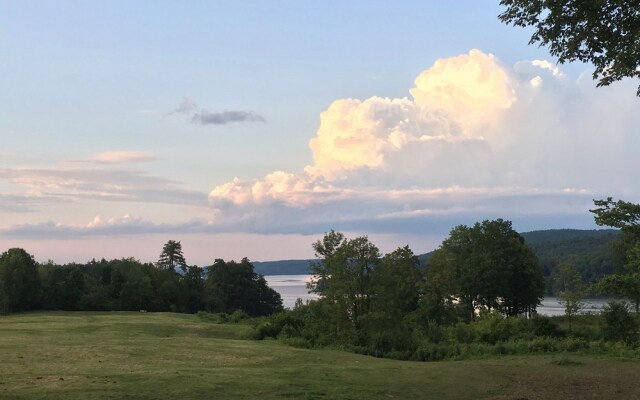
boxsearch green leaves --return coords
[591,198,640,312]
[204,258,283,316]
[591,197,640,229]
[0,248,41,313]
[430,219,544,319]
[499,0,640,96]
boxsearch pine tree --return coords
[157,240,187,273]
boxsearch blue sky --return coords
[1,1,638,265]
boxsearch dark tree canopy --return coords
[429,219,544,319]
[499,0,640,95]
[309,232,424,347]
[310,232,381,336]
[0,248,41,313]
[40,263,87,311]
[205,258,283,316]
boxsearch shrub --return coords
[531,315,563,338]
[601,301,639,343]
[228,309,250,323]
[449,322,475,344]
[526,337,557,353]
[560,337,589,352]
[422,321,446,344]
[253,321,280,340]
[414,342,451,361]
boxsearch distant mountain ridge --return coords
[253,259,317,276]
[253,229,620,278]
[521,229,620,293]
[520,228,619,244]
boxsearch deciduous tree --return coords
[310,232,380,336]
[555,260,585,333]
[591,198,640,312]
[428,219,544,320]
[365,246,423,352]
[499,0,640,96]
[0,248,41,313]
[205,258,282,316]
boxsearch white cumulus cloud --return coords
[173,50,640,235]
[410,49,516,135]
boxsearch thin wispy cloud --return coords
[0,215,216,239]
[192,110,265,125]
[0,187,598,240]
[0,167,208,208]
[0,194,67,213]
[73,151,156,164]
[165,97,198,116]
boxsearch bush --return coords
[531,315,563,338]
[560,337,589,352]
[601,301,639,343]
[196,310,251,324]
[228,309,250,322]
[472,312,511,344]
[253,321,281,340]
[464,312,533,344]
[449,322,475,344]
[414,342,452,361]
[422,321,446,344]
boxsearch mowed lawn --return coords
[1,312,639,399]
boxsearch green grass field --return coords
[1,312,639,399]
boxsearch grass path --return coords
[1,312,639,399]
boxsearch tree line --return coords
[256,201,640,360]
[256,219,547,353]
[3,198,640,361]
[0,241,283,316]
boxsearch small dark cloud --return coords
[165,98,265,126]
[192,110,265,125]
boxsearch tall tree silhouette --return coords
[157,240,187,273]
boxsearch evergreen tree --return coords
[157,240,187,273]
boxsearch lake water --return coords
[537,297,608,316]
[264,275,319,309]
[265,274,608,315]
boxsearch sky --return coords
[1,1,638,266]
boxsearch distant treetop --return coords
[157,240,187,273]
